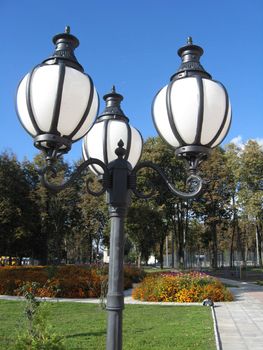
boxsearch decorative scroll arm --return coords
[130,161,204,200]
[39,158,110,195]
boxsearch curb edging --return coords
[211,306,222,350]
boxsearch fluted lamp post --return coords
[16,29,231,350]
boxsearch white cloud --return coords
[255,138,263,148]
[230,135,244,148]
[229,136,263,150]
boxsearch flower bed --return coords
[132,271,233,302]
[0,264,144,298]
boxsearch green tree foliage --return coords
[126,202,164,266]
[22,154,108,265]
[74,168,108,263]
[137,137,190,267]
[239,141,263,265]
[0,152,39,262]
[224,143,241,266]
[29,154,83,264]
[193,147,232,268]
[0,138,262,269]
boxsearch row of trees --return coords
[0,137,262,268]
[0,152,107,265]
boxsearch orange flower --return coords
[132,271,233,302]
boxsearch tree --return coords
[31,154,82,264]
[126,202,163,266]
[193,147,232,268]
[0,152,39,262]
[139,137,193,268]
[239,141,263,266]
[76,170,108,263]
[224,143,243,266]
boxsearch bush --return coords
[0,264,144,298]
[14,282,65,350]
[132,271,233,302]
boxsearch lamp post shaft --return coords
[106,206,126,350]
[106,155,131,350]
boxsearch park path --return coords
[214,278,263,350]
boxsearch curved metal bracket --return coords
[130,161,203,200]
[39,158,110,195]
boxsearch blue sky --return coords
[1,0,263,163]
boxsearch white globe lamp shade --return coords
[16,27,99,160]
[152,37,231,168]
[82,87,143,176]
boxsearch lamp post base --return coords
[106,309,123,350]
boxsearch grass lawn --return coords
[0,300,216,350]
[143,267,172,273]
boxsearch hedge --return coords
[0,264,145,298]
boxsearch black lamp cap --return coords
[98,86,129,121]
[43,26,84,72]
[171,37,211,81]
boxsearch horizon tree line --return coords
[0,137,262,268]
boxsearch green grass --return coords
[0,300,216,350]
[143,267,172,274]
[244,267,263,272]
[223,283,239,288]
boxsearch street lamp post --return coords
[16,27,231,350]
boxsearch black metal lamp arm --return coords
[38,134,203,201]
[39,158,110,196]
[130,161,203,200]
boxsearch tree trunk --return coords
[87,234,93,263]
[137,252,141,268]
[165,235,169,267]
[237,225,245,262]
[171,229,175,268]
[177,203,184,269]
[159,238,165,269]
[211,223,218,268]
[177,240,184,269]
[230,228,235,268]
[184,201,189,268]
[256,224,262,266]
[230,196,238,268]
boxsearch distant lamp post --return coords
[16,28,231,350]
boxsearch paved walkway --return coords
[214,278,263,350]
[1,278,263,350]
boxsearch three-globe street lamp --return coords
[16,27,231,350]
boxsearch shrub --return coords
[132,271,233,302]
[0,264,144,298]
[14,282,65,350]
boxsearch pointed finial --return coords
[49,26,83,71]
[187,36,193,45]
[100,87,128,120]
[172,37,211,81]
[115,139,126,158]
[118,139,124,148]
